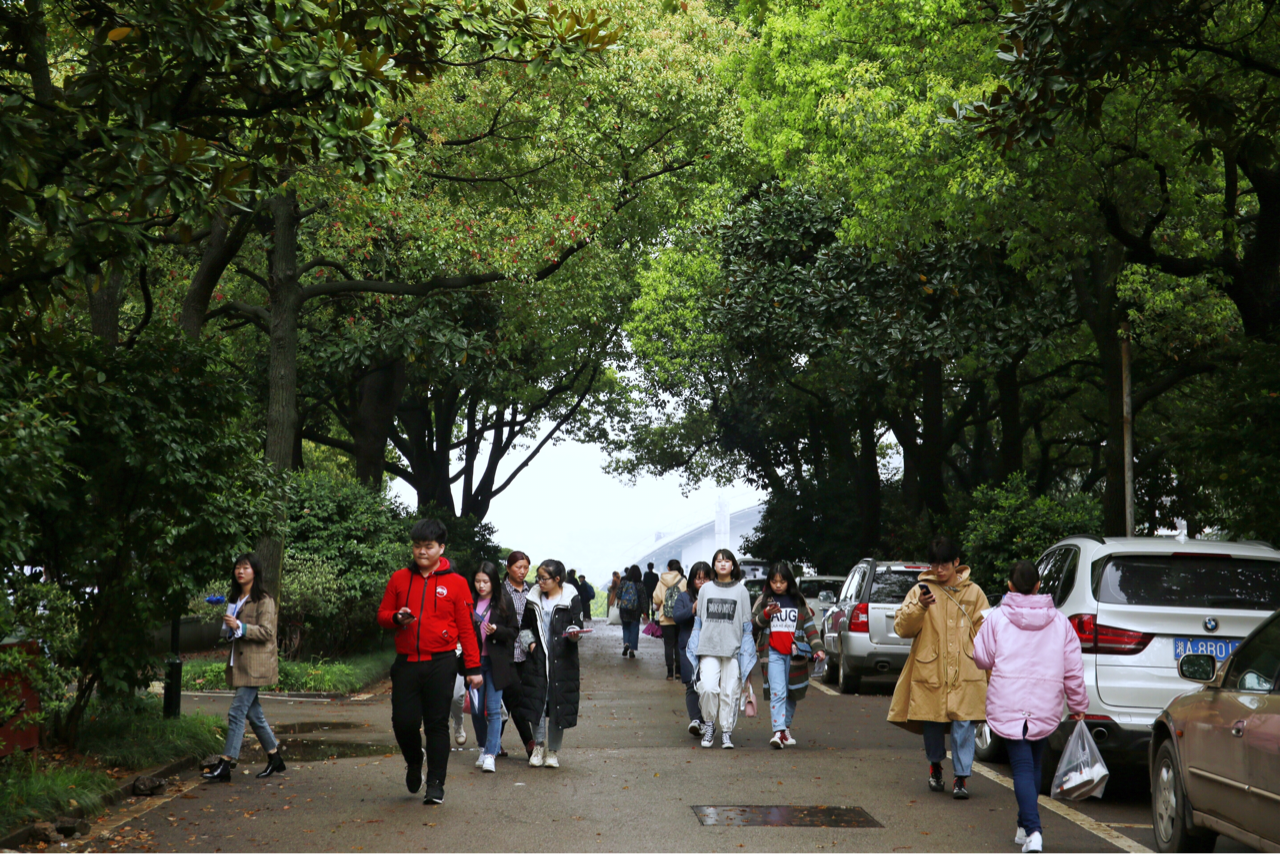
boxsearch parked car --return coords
[798,575,845,626]
[1149,607,1280,852]
[975,536,1280,777]
[821,559,931,694]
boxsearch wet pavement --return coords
[65,623,1255,853]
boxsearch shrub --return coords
[278,552,379,659]
[963,473,1102,592]
[182,652,387,694]
[77,696,224,770]
[0,756,117,835]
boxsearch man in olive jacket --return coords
[887,536,989,800]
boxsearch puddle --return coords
[691,805,883,828]
[271,721,364,734]
[241,738,390,761]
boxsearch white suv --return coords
[976,536,1280,772]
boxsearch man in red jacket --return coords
[377,518,482,805]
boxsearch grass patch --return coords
[182,651,389,694]
[78,697,225,770]
[0,755,117,835]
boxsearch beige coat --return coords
[652,571,687,626]
[887,566,989,733]
[224,595,279,688]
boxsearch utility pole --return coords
[1121,321,1135,537]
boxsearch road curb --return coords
[0,755,197,850]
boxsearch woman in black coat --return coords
[469,562,521,772]
[518,559,583,769]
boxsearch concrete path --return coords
[73,623,1252,853]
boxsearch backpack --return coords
[580,580,595,603]
[662,583,681,620]
[619,581,639,612]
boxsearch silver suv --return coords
[975,536,1280,773]
[821,559,930,694]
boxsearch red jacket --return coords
[376,557,481,673]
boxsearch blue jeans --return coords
[923,719,975,778]
[1006,723,1047,835]
[767,649,797,732]
[621,621,639,650]
[470,657,504,758]
[223,686,278,760]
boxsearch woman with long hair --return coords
[203,553,284,782]
[689,549,756,749]
[752,561,827,749]
[518,559,584,768]
[673,561,713,736]
[617,565,643,658]
[468,562,520,772]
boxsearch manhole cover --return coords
[691,805,883,828]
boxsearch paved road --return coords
[77,624,1254,853]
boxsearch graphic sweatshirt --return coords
[694,580,752,658]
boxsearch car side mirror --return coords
[1178,654,1217,683]
[818,590,835,604]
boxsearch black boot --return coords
[202,758,232,782]
[256,750,286,778]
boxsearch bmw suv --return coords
[976,536,1280,773]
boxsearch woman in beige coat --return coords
[203,553,285,782]
[887,536,989,799]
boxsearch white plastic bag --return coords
[1051,720,1109,800]
[607,605,622,626]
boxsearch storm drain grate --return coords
[691,805,883,828]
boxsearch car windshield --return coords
[744,578,765,601]
[799,578,842,600]
[869,570,922,604]
[1095,555,1280,610]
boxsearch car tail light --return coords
[848,602,869,633]
[1068,614,1154,655]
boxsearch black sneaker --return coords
[406,749,425,794]
[622,644,629,657]
[423,783,444,805]
[928,763,945,792]
[952,777,970,800]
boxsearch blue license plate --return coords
[1172,637,1241,662]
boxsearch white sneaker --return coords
[784,727,794,745]
[770,731,784,749]
[453,720,468,746]
[481,754,495,773]
[474,752,485,768]
[688,719,702,736]
[721,732,734,749]
[529,745,545,767]
[699,721,715,748]
[544,750,560,768]
[1014,827,1027,846]
[1022,831,1042,853]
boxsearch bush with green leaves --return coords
[962,473,1102,592]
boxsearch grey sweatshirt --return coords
[694,580,752,658]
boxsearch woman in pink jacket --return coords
[973,560,1088,854]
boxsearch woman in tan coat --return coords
[887,536,989,799]
[203,553,285,782]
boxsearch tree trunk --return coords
[349,359,408,489]
[87,266,124,346]
[856,410,881,553]
[1073,244,1128,537]
[255,191,303,597]
[995,357,1024,482]
[180,206,257,338]
[917,357,949,516]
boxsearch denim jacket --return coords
[685,615,757,678]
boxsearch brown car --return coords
[1150,608,1280,852]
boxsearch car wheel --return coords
[974,721,1006,763]
[822,648,840,684]
[1152,739,1216,853]
[837,658,861,694]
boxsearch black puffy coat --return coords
[518,589,584,730]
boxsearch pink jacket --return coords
[972,592,1088,741]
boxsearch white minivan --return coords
[975,536,1280,774]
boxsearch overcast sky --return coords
[387,438,763,583]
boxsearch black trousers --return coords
[390,652,456,787]
[500,663,535,748]
[662,624,678,676]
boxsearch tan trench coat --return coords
[224,595,279,688]
[887,566,989,733]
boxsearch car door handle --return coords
[1231,720,1246,738]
